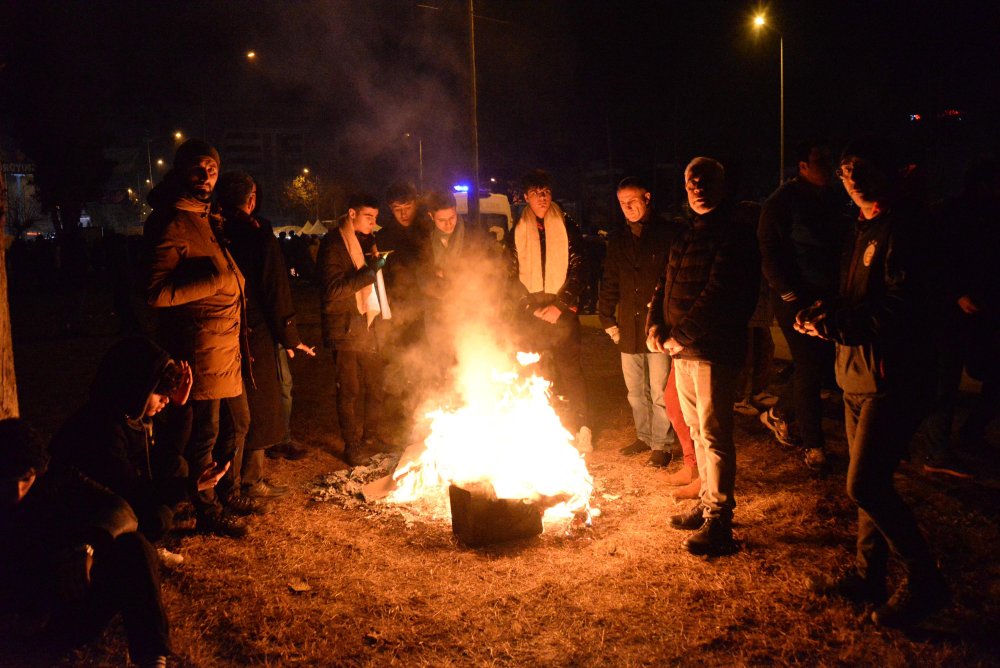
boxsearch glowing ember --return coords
[384,330,593,526]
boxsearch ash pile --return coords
[309,453,399,510]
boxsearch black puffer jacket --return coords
[647,202,761,366]
[813,202,934,396]
[598,213,682,354]
[317,219,382,352]
[49,338,190,539]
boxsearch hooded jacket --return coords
[143,178,246,400]
[48,338,191,539]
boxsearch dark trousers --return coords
[774,295,834,450]
[187,392,250,515]
[517,310,588,433]
[912,336,964,464]
[844,391,936,581]
[51,532,170,665]
[334,350,384,446]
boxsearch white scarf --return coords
[338,217,392,328]
[513,202,568,294]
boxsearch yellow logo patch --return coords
[863,241,877,267]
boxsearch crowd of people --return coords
[2,134,997,664]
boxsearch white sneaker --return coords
[574,426,593,454]
[157,547,184,569]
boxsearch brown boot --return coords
[660,464,697,486]
[670,477,701,500]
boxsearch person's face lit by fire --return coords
[390,200,417,228]
[617,186,651,224]
[3,469,37,509]
[185,157,219,202]
[143,392,170,418]
[837,157,888,214]
[685,162,724,215]
[525,187,552,219]
[800,147,833,187]
[431,207,458,235]
[350,206,378,235]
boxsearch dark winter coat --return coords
[143,180,247,400]
[223,211,302,450]
[318,221,382,352]
[48,338,190,540]
[375,214,427,290]
[598,213,682,354]
[504,207,587,312]
[0,466,138,613]
[758,177,848,305]
[813,202,934,396]
[647,202,761,366]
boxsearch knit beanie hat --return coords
[173,138,221,173]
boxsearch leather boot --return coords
[660,464,697,486]
[669,504,705,530]
[683,517,739,556]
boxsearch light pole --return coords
[303,168,319,222]
[403,133,424,193]
[754,13,784,184]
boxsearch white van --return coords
[454,192,513,242]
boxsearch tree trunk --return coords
[0,159,20,418]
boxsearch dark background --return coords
[2,0,998,227]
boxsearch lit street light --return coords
[174,131,183,141]
[246,51,256,60]
[156,158,164,166]
[753,12,784,183]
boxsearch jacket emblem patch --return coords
[862,241,877,267]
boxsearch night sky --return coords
[2,0,998,215]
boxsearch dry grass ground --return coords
[5,281,1000,667]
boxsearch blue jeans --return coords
[673,358,740,520]
[620,352,675,450]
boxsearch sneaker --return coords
[922,460,974,480]
[648,450,672,467]
[872,574,949,628]
[156,547,184,569]
[244,479,290,499]
[669,504,706,531]
[267,441,310,461]
[733,400,760,416]
[804,448,828,472]
[660,464,697,486]
[198,513,249,538]
[760,408,799,447]
[574,426,593,455]
[619,439,651,456]
[810,569,887,606]
[224,493,263,516]
[683,517,739,556]
[670,477,701,500]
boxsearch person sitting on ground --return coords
[218,171,316,488]
[0,418,172,668]
[48,337,230,565]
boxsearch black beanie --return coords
[173,138,221,173]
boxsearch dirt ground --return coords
[5,280,1000,667]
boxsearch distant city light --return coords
[174,131,183,140]
[156,158,164,166]
[754,14,766,28]
[303,167,310,174]
[247,51,256,60]
[453,184,470,193]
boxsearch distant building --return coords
[220,128,305,222]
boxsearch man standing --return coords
[318,193,391,466]
[598,177,680,466]
[144,139,249,538]
[801,137,947,627]
[758,140,846,471]
[218,171,315,496]
[507,169,590,452]
[647,157,760,556]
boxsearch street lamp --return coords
[753,13,784,183]
[246,51,256,60]
[174,131,183,141]
[403,133,424,193]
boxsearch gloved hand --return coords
[368,252,390,272]
[605,326,620,344]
